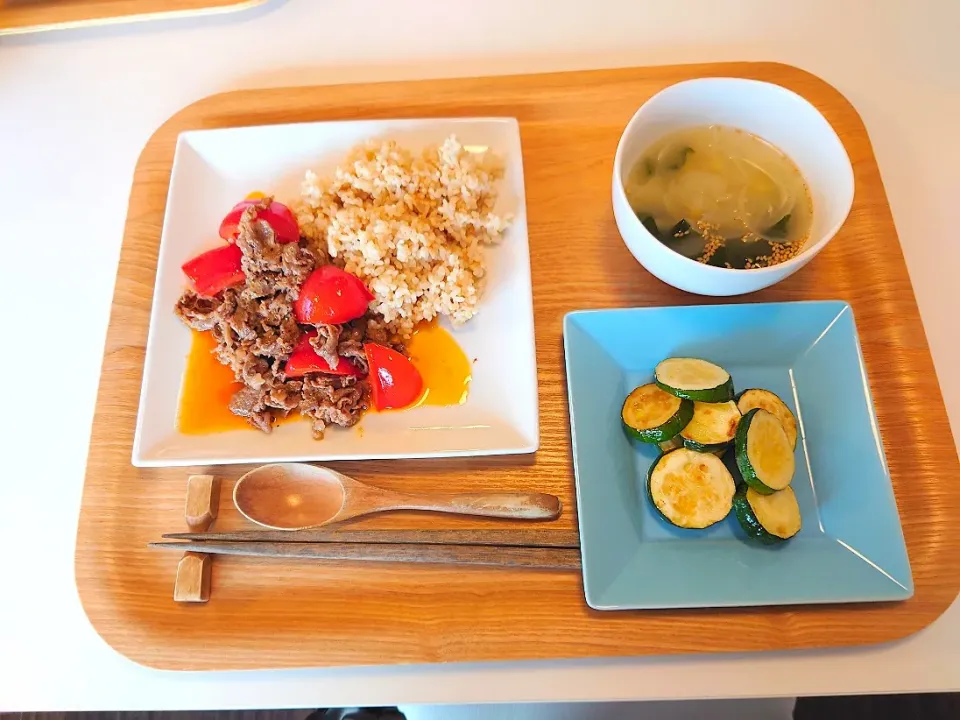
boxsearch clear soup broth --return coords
[625,125,813,269]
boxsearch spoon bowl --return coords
[233,463,562,531]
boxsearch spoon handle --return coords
[378,492,563,521]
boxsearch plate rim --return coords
[131,115,539,467]
[563,300,913,610]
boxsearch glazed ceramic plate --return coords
[563,301,912,610]
[132,118,537,466]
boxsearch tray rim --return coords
[0,0,270,36]
[75,61,960,671]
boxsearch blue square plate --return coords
[563,301,913,610]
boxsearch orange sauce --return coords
[178,320,471,433]
[407,320,472,406]
[179,331,306,433]
[178,330,249,434]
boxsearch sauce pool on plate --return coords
[177,321,471,434]
[406,320,472,407]
[177,330,247,434]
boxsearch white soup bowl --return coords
[612,77,854,296]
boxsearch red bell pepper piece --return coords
[294,266,375,326]
[219,199,300,244]
[284,330,363,378]
[181,244,245,297]
[364,343,424,410]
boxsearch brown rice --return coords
[293,135,510,338]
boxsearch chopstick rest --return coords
[173,474,220,603]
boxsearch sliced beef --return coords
[299,375,369,439]
[258,292,293,328]
[266,379,304,412]
[337,339,368,375]
[174,290,222,331]
[228,386,273,433]
[278,243,315,297]
[333,322,367,374]
[309,323,341,369]
[235,205,314,300]
[219,288,259,341]
[252,314,301,358]
[212,322,272,389]
[174,199,404,438]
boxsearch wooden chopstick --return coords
[149,541,581,570]
[161,528,581,548]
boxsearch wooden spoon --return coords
[233,463,563,530]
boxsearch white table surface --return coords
[1,0,958,712]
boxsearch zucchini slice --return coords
[733,485,802,543]
[737,389,798,449]
[735,408,796,494]
[621,384,693,443]
[662,435,729,456]
[646,448,736,529]
[680,400,741,452]
[655,357,734,402]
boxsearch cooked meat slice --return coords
[278,243,314,299]
[265,380,303,411]
[309,323,341,369]
[309,416,327,440]
[303,235,330,267]
[277,314,302,352]
[235,206,315,300]
[174,291,222,331]
[252,315,301,358]
[213,335,272,389]
[300,375,369,439]
[228,386,273,433]
[223,289,260,341]
[337,337,368,375]
[358,315,405,354]
[248,409,273,433]
[258,292,292,328]
[236,215,283,269]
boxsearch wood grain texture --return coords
[184,474,220,533]
[74,63,960,670]
[173,552,211,603]
[0,0,268,35]
[151,541,583,570]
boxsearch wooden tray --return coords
[75,62,960,670]
[0,0,267,35]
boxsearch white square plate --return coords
[132,118,538,467]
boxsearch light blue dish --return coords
[563,301,913,610]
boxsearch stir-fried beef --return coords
[228,386,273,434]
[309,323,341,369]
[336,323,368,375]
[174,196,396,435]
[266,380,304,412]
[299,375,369,439]
[175,290,221,331]
[235,201,314,300]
